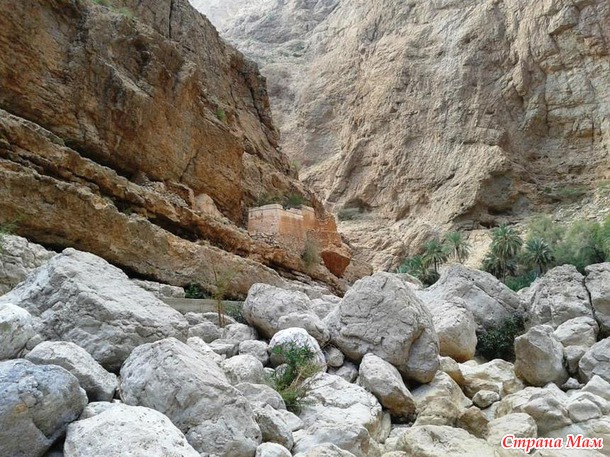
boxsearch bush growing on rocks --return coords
[268,342,322,413]
[476,312,524,361]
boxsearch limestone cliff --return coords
[194,0,610,269]
[0,0,352,295]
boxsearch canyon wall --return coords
[193,0,610,269]
[0,0,352,296]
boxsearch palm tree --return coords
[422,239,448,274]
[444,231,471,263]
[523,238,554,276]
[483,224,523,282]
[490,224,523,260]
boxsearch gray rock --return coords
[187,321,221,343]
[486,413,537,448]
[294,443,358,456]
[223,354,266,385]
[522,265,594,329]
[239,340,270,365]
[582,375,610,401]
[328,361,358,383]
[428,298,477,362]
[243,283,330,344]
[236,382,287,410]
[130,279,185,299]
[0,249,188,371]
[323,346,345,368]
[64,403,199,457]
[255,405,294,449]
[294,373,384,456]
[26,341,117,401]
[0,234,55,295]
[397,425,496,456]
[327,272,439,383]
[419,265,523,331]
[186,336,225,364]
[458,359,523,399]
[357,354,416,420]
[0,303,34,359]
[553,316,599,348]
[472,390,500,409]
[120,338,261,456]
[0,359,87,457]
[256,442,292,457]
[223,322,259,342]
[579,338,610,383]
[514,325,569,386]
[495,385,572,434]
[585,263,610,335]
[209,338,240,357]
[310,296,340,320]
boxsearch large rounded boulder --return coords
[0,249,189,371]
[243,284,330,344]
[64,403,199,457]
[326,272,439,383]
[120,337,261,456]
[0,359,87,457]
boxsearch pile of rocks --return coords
[1,237,609,456]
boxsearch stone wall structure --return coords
[248,204,349,276]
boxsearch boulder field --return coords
[1,237,610,456]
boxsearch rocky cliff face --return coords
[193,0,610,269]
[0,0,351,295]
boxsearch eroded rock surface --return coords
[0,249,188,371]
[327,273,439,383]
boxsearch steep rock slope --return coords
[193,0,610,269]
[0,0,347,295]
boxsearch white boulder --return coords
[327,273,439,383]
[357,354,416,420]
[0,249,188,371]
[120,338,261,456]
[514,325,569,386]
[64,403,199,457]
[0,303,34,359]
[0,359,87,457]
[243,284,330,344]
[25,341,117,401]
[522,265,594,329]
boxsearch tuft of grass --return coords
[267,342,321,413]
[215,107,227,122]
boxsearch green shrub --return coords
[92,0,111,6]
[444,231,471,263]
[284,193,306,209]
[224,302,247,324]
[267,342,321,413]
[504,271,537,292]
[476,313,525,362]
[117,7,134,19]
[301,237,321,270]
[554,220,607,273]
[184,283,207,299]
[397,255,439,286]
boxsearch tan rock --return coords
[0,0,352,298]
[195,0,610,269]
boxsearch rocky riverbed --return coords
[1,234,610,456]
